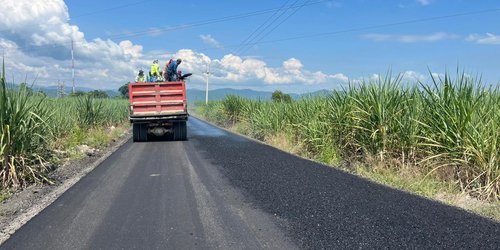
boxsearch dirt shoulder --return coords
[0,132,131,244]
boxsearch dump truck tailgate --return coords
[128,81,187,119]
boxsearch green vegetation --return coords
[70,89,109,98]
[118,83,129,99]
[197,71,500,202]
[0,60,129,189]
[272,90,292,103]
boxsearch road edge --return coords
[0,133,132,245]
[191,115,348,171]
[190,115,500,223]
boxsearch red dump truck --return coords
[128,81,188,142]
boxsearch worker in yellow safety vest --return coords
[151,60,160,81]
[135,69,145,82]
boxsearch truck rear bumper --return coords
[129,113,189,123]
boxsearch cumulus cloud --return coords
[363,32,458,43]
[349,70,429,86]
[402,70,427,82]
[0,0,145,88]
[168,51,349,86]
[200,34,222,49]
[466,33,500,45]
[211,55,347,85]
[0,0,349,91]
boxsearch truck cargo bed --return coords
[129,81,188,142]
[128,81,188,120]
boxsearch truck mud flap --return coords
[133,123,148,142]
[173,121,187,141]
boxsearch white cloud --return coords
[0,0,146,88]
[417,0,431,6]
[466,33,500,45]
[402,70,426,82]
[200,34,223,49]
[162,51,349,87]
[349,71,429,86]
[283,58,303,72]
[210,55,347,85]
[431,72,445,80]
[0,0,349,91]
[363,32,458,43]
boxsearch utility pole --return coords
[71,38,75,94]
[205,62,210,104]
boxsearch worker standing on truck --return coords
[151,60,160,81]
[164,59,173,77]
[167,58,182,81]
[135,69,145,82]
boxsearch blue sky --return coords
[1,0,499,93]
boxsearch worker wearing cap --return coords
[167,58,182,81]
[135,69,145,82]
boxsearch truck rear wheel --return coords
[133,123,148,142]
[173,121,187,141]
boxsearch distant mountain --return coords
[187,88,335,102]
[24,84,331,100]
[187,88,273,102]
[300,89,334,98]
[187,88,304,103]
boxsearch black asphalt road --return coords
[2,117,500,249]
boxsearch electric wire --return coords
[196,7,500,53]
[238,0,311,55]
[232,0,293,55]
[71,0,154,19]
[0,0,330,53]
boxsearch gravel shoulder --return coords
[0,132,131,244]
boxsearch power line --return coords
[1,6,499,57]
[238,0,310,55]
[236,0,301,55]
[70,0,154,19]
[0,0,330,53]
[197,7,500,53]
[0,0,156,34]
[106,0,329,40]
[232,0,292,55]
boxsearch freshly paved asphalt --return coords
[2,117,499,249]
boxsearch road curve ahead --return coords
[2,117,500,249]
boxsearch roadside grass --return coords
[52,124,129,162]
[0,191,9,203]
[195,70,500,220]
[355,163,457,198]
[0,60,129,189]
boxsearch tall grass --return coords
[0,61,129,188]
[199,72,500,200]
[418,74,500,199]
[0,63,51,187]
